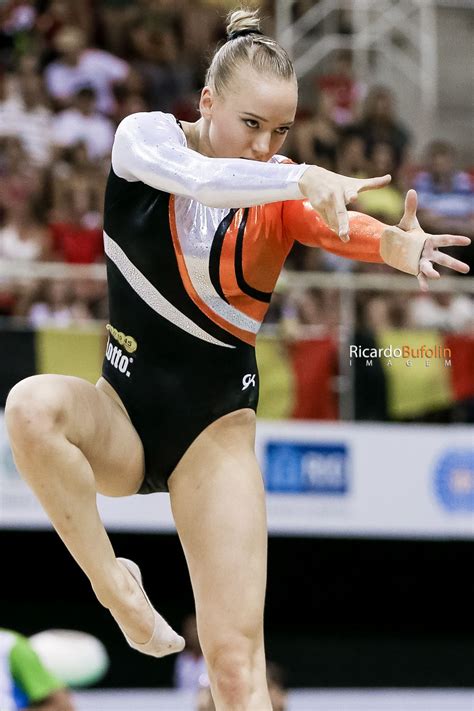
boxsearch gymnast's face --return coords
[200,65,297,162]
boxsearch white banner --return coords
[1,413,472,538]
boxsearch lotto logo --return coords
[105,339,134,378]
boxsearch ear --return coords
[199,86,214,120]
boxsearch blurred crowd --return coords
[0,0,473,420]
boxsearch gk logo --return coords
[242,373,256,391]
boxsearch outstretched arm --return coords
[112,112,307,208]
[282,189,471,289]
[112,112,389,232]
[282,198,386,263]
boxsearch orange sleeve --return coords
[282,198,386,263]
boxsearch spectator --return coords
[0,0,37,66]
[413,140,474,238]
[0,69,52,165]
[52,86,114,161]
[50,141,106,232]
[0,627,75,710]
[113,90,148,125]
[414,141,474,273]
[353,85,410,169]
[98,0,140,56]
[336,130,367,177]
[0,159,49,256]
[408,292,474,333]
[174,613,208,691]
[293,91,340,170]
[128,20,194,114]
[286,288,328,334]
[356,140,405,223]
[28,278,93,327]
[316,50,366,126]
[44,25,130,115]
[49,142,105,263]
[36,0,93,54]
[354,293,391,421]
[0,197,50,261]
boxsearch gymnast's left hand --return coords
[399,189,471,292]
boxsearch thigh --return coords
[9,373,145,496]
[168,410,267,648]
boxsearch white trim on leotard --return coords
[104,232,236,349]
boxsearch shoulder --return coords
[115,111,185,144]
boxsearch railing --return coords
[276,0,438,114]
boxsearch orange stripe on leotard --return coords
[168,196,257,346]
[220,204,290,321]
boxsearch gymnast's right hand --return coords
[298,166,391,243]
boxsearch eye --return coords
[275,126,290,135]
[243,119,259,129]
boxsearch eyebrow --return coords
[240,111,295,126]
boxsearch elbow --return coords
[193,180,228,208]
[194,189,222,208]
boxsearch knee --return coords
[5,376,68,450]
[206,638,255,706]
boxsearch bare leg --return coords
[169,409,271,711]
[5,374,156,644]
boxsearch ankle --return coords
[92,561,133,610]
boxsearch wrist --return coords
[297,165,326,198]
[380,226,427,275]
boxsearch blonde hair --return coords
[205,8,296,96]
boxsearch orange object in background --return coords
[444,333,474,401]
[50,222,104,264]
[289,337,339,420]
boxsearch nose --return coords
[251,132,272,160]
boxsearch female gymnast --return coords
[5,8,470,710]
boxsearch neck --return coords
[181,117,215,157]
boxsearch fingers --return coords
[318,197,349,242]
[399,189,419,231]
[430,234,471,248]
[417,272,429,292]
[333,190,350,241]
[357,174,392,192]
[419,256,441,280]
[344,188,358,204]
[431,250,470,274]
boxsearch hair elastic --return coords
[227,29,263,41]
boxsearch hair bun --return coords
[225,8,261,38]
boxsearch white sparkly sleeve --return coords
[111,111,307,208]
